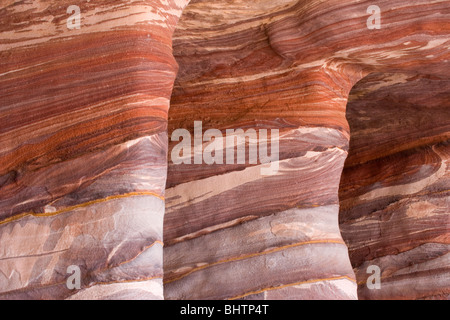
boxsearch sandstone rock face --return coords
[0,0,449,300]
[341,72,450,300]
[165,0,449,300]
[0,0,189,299]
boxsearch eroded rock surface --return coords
[341,72,450,300]
[0,0,189,299]
[0,0,448,300]
[164,0,449,300]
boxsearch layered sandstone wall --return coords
[164,0,449,300]
[0,0,189,299]
[0,0,449,300]
[341,72,450,300]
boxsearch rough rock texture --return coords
[0,0,449,300]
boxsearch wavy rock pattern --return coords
[0,0,189,299]
[164,0,449,300]
[0,0,449,300]
[341,73,450,300]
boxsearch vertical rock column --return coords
[164,65,363,300]
[163,0,368,299]
[0,0,188,299]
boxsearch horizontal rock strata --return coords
[340,72,450,300]
[0,0,189,299]
[0,0,448,300]
[164,0,449,300]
